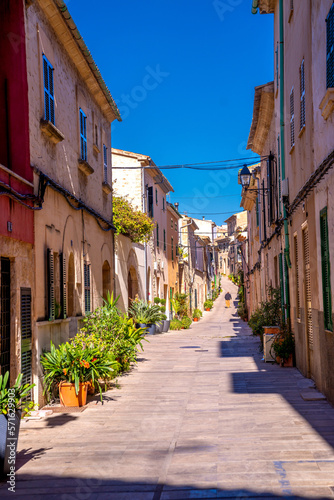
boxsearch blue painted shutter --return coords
[103,144,108,183]
[43,55,55,124]
[80,108,87,161]
[326,3,334,89]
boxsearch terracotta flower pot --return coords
[281,354,293,367]
[59,382,88,407]
[205,308,210,312]
[193,317,199,322]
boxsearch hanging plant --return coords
[113,196,154,243]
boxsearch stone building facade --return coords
[25,0,120,403]
[249,0,334,405]
[112,149,174,311]
[166,202,182,315]
[0,0,35,385]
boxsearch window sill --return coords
[40,119,65,144]
[102,181,112,194]
[93,144,100,155]
[289,144,295,155]
[319,88,334,120]
[78,159,94,176]
[325,329,333,334]
[298,125,306,138]
[36,318,71,326]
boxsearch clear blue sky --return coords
[68,0,273,225]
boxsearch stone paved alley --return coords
[1,277,334,499]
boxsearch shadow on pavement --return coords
[0,473,333,499]
[219,313,334,461]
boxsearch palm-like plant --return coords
[0,372,35,416]
[128,299,164,325]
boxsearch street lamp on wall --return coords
[240,164,270,194]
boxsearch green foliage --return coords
[113,195,154,243]
[237,302,248,321]
[248,287,282,340]
[160,298,166,306]
[193,308,202,319]
[181,316,192,329]
[40,341,117,401]
[154,297,161,304]
[173,293,188,318]
[170,319,183,330]
[204,299,213,310]
[41,297,147,401]
[128,299,165,324]
[271,331,295,362]
[0,372,36,416]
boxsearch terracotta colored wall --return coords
[0,0,33,244]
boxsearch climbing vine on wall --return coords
[113,196,154,243]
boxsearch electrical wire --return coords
[112,156,265,170]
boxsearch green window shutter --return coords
[320,207,332,330]
[43,55,55,124]
[279,252,285,322]
[157,223,159,247]
[171,237,174,261]
[155,188,158,205]
[163,229,166,251]
[47,249,55,321]
[84,262,91,314]
[60,253,67,319]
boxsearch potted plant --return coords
[204,299,213,311]
[128,300,164,335]
[0,372,35,478]
[271,332,295,367]
[181,316,192,329]
[40,341,117,406]
[170,318,183,330]
[192,309,201,322]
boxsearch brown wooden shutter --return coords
[294,235,301,319]
[303,227,313,346]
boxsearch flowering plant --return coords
[0,372,35,416]
[40,341,117,400]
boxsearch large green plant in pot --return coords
[0,372,35,477]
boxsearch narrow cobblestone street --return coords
[1,278,334,499]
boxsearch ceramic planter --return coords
[0,410,21,478]
[146,324,156,335]
[155,321,163,334]
[280,354,293,367]
[193,317,199,322]
[162,320,170,332]
[59,382,88,407]
[205,308,211,312]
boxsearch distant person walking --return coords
[225,291,232,308]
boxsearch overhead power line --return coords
[112,155,263,170]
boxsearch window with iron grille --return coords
[326,3,334,89]
[156,224,159,247]
[84,263,91,314]
[147,186,154,217]
[300,59,305,130]
[79,108,87,161]
[290,87,295,148]
[163,229,166,251]
[43,55,55,125]
[320,207,332,331]
[0,258,10,376]
[103,144,108,183]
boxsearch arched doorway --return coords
[67,253,75,317]
[128,266,139,307]
[102,260,111,302]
